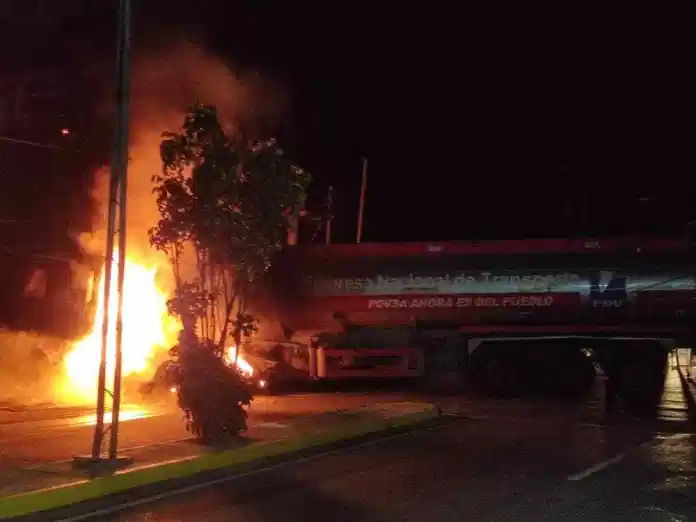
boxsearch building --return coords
[0,3,105,339]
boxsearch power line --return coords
[0,135,77,152]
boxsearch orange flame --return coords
[51,42,281,405]
[224,345,254,377]
[58,251,180,404]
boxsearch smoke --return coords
[0,40,289,407]
[83,39,289,271]
[0,331,68,405]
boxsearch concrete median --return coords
[0,401,440,520]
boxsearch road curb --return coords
[0,403,440,520]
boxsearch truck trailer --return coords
[257,237,695,412]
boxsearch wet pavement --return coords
[17,368,686,522]
[1,369,694,521]
[0,394,434,469]
[0,402,437,500]
[101,418,696,522]
[0,369,692,468]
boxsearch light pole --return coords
[107,0,131,461]
[356,157,367,243]
[325,186,334,245]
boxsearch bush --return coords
[175,338,252,443]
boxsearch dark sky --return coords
[1,4,691,246]
[209,14,690,243]
[286,29,689,243]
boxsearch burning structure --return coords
[0,40,288,406]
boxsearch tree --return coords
[150,104,311,352]
[149,104,311,440]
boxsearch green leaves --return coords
[166,281,210,322]
[148,104,311,347]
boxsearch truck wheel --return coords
[481,356,521,397]
[619,346,667,415]
[547,350,596,400]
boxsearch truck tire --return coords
[542,349,596,400]
[619,346,667,415]
[480,355,521,397]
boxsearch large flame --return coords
[59,251,180,404]
[48,42,282,405]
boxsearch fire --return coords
[224,345,254,377]
[49,42,278,405]
[59,251,180,404]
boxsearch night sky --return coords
[188,12,690,243]
[1,4,691,246]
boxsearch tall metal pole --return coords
[356,157,368,243]
[90,0,131,461]
[325,186,333,245]
[109,0,132,460]
[91,159,118,459]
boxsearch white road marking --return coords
[566,433,687,482]
[567,452,626,481]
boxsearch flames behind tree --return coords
[51,40,287,405]
[57,252,180,403]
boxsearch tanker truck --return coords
[253,237,695,412]
[251,238,696,410]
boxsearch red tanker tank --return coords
[269,237,696,338]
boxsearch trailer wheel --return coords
[619,346,667,415]
[537,349,596,400]
[481,356,521,397]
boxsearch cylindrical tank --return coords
[268,238,696,334]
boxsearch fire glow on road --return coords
[74,407,153,427]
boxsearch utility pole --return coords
[108,0,132,461]
[356,157,367,243]
[89,0,132,463]
[325,186,333,245]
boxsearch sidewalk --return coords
[0,422,273,498]
[676,360,696,424]
[0,402,439,520]
[434,368,694,431]
[580,367,692,427]
[0,394,421,471]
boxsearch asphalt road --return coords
[0,369,691,470]
[0,394,422,469]
[97,416,696,522]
